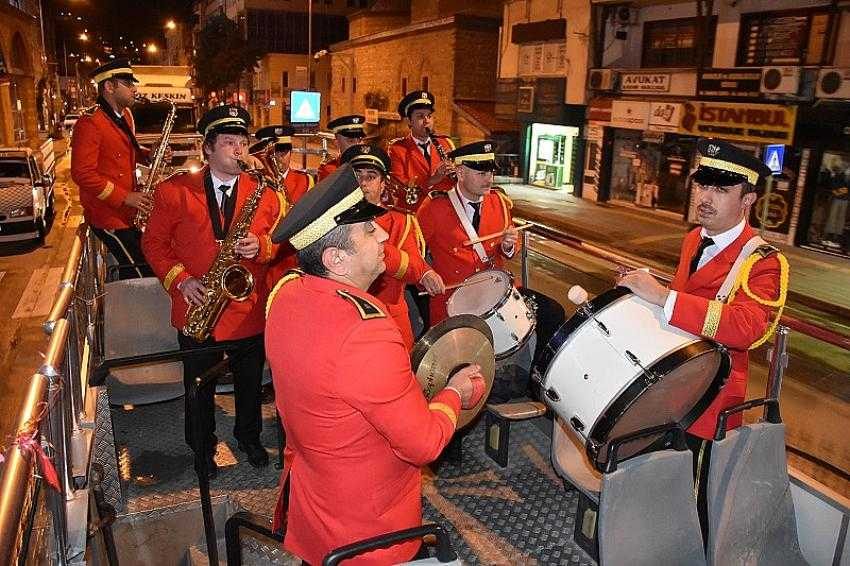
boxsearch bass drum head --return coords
[589,341,730,469]
[447,270,511,317]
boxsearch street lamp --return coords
[79,32,88,41]
[165,19,177,30]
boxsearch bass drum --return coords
[534,287,730,471]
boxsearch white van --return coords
[0,145,56,243]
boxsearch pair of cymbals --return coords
[411,315,496,428]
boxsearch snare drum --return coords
[446,269,536,359]
[535,287,729,470]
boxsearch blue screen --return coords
[290,91,321,123]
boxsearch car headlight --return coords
[8,206,34,218]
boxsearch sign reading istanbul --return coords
[620,73,671,93]
[679,101,797,144]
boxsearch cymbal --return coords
[411,315,495,428]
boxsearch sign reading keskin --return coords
[679,101,797,144]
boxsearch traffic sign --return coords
[290,90,321,123]
[764,144,785,175]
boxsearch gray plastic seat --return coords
[706,422,808,566]
[598,448,706,566]
[104,277,184,405]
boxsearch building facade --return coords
[497,0,592,192]
[0,0,54,148]
[326,0,506,148]
[584,0,850,258]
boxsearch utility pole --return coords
[307,0,313,90]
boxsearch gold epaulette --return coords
[337,290,386,320]
[428,190,448,199]
[492,187,513,209]
[83,104,99,116]
[265,269,304,318]
[387,137,404,146]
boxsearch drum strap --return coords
[715,235,767,303]
[448,186,489,262]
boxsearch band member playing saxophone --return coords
[141,105,280,476]
[71,58,154,278]
[317,115,366,181]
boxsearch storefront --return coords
[525,122,580,192]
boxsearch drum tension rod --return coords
[625,350,662,384]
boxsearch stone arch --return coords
[9,32,32,75]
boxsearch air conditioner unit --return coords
[760,66,801,94]
[588,69,615,91]
[816,68,850,99]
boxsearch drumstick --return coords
[463,222,532,246]
[417,275,496,296]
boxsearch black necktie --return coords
[419,142,431,163]
[218,185,230,212]
[469,201,481,233]
[689,236,715,276]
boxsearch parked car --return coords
[0,147,55,243]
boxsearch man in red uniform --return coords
[618,138,788,542]
[416,140,520,325]
[250,125,314,287]
[265,164,486,564]
[142,105,280,476]
[317,114,366,181]
[71,58,153,279]
[387,91,456,211]
[340,143,445,350]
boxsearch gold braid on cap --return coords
[403,97,432,115]
[204,117,246,136]
[93,67,133,83]
[332,124,365,134]
[351,154,387,171]
[454,152,496,165]
[697,156,759,185]
[289,188,366,250]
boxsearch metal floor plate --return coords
[111,394,594,565]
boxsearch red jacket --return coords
[416,188,519,324]
[266,169,314,287]
[265,274,461,565]
[369,210,430,350]
[141,167,279,341]
[387,134,455,211]
[70,105,149,229]
[317,156,340,182]
[669,224,783,439]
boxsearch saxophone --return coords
[134,96,177,229]
[182,162,271,342]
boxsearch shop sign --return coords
[517,86,535,113]
[584,124,604,141]
[588,98,612,124]
[697,69,762,99]
[620,73,670,93]
[648,102,682,133]
[611,100,649,129]
[679,101,797,144]
[364,108,379,124]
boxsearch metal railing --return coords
[0,225,102,565]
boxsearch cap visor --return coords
[337,130,365,139]
[335,199,387,226]
[462,160,497,172]
[691,166,747,187]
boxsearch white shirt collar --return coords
[210,171,237,194]
[700,218,746,254]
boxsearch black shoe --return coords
[237,441,269,468]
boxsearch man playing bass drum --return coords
[618,138,788,543]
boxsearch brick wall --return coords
[349,12,410,39]
[0,10,47,148]
[453,26,499,101]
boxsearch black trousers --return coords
[685,432,713,548]
[178,332,265,456]
[92,227,153,279]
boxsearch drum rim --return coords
[447,268,516,318]
[534,287,631,382]
[585,340,731,471]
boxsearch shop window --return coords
[806,152,850,256]
[642,17,716,68]
[527,123,580,192]
[736,9,832,67]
